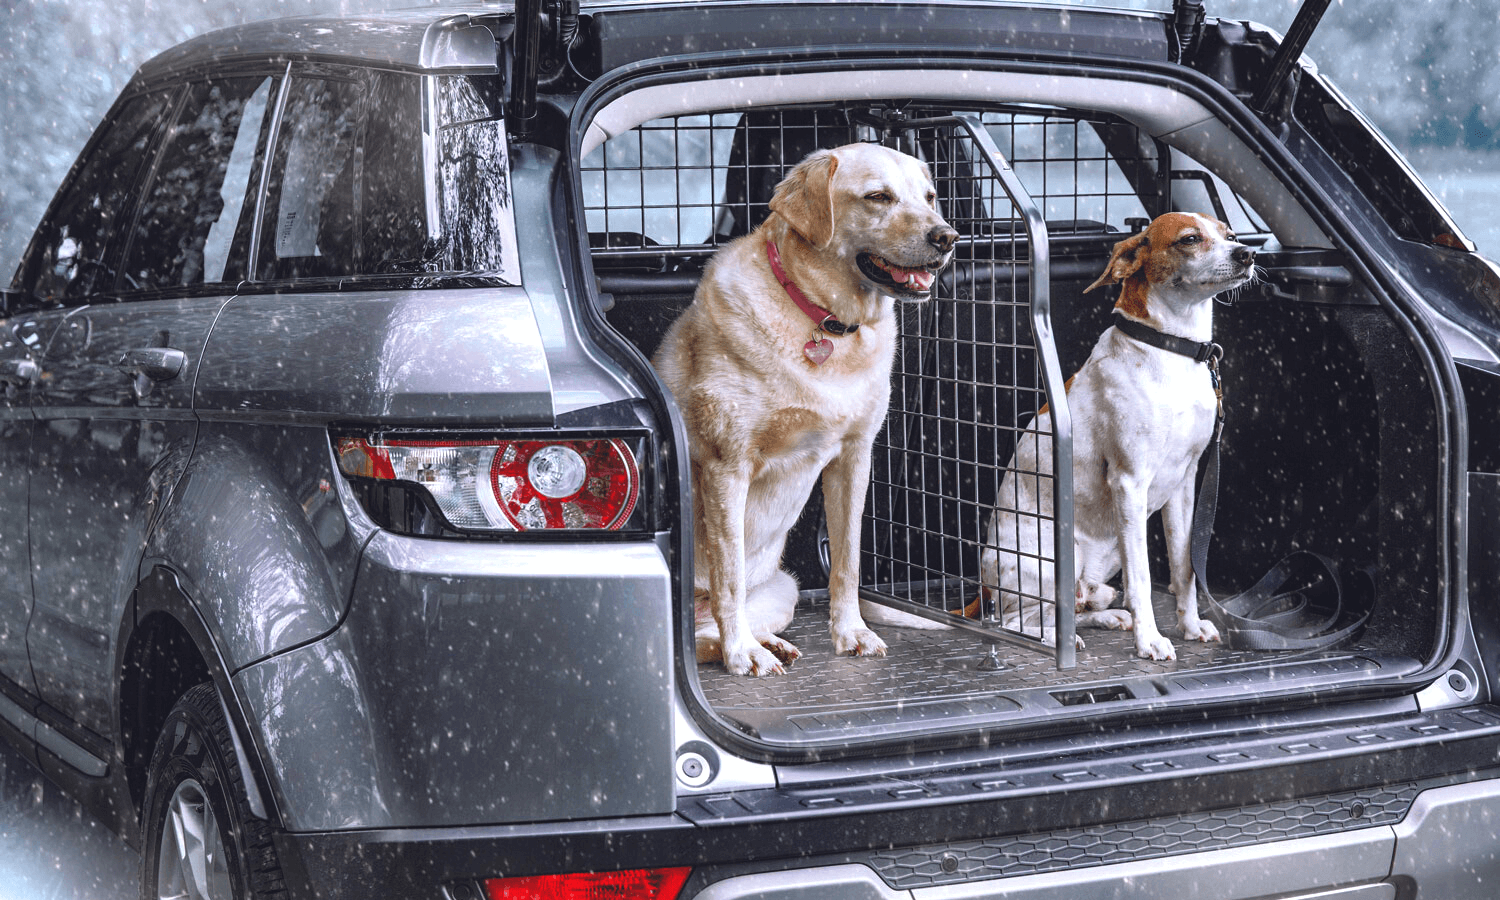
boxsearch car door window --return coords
[121,75,278,293]
[25,90,175,305]
[431,75,521,282]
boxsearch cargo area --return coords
[584,96,1445,745]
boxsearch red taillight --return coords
[484,867,691,900]
[335,436,397,480]
[334,434,642,532]
[491,439,638,530]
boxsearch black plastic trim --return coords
[278,705,1500,898]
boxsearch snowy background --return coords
[1,0,1497,276]
[0,1,1495,896]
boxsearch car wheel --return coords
[140,682,287,900]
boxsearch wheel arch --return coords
[121,566,280,830]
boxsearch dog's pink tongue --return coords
[908,270,935,292]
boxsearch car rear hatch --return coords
[548,0,1469,759]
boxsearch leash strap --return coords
[1113,313,1370,651]
[1190,434,1369,650]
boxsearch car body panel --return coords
[234,534,674,831]
[194,288,555,424]
[143,428,367,673]
[0,314,43,688]
[26,297,222,739]
[135,7,511,81]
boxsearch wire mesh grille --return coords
[862,116,1064,656]
[581,106,1155,257]
[584,105,1159,664]
[977,110,1150,230]
[581,108,860,256]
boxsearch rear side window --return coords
[122,75,278,292]
[255,68,433,282]
[23,90,175,304]
[257,74,364,280]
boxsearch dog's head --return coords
[769,143,957,301]
[1084,212,1256,313]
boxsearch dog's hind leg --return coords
[1075,581,1132,631]
[744,570,802,663]
[696,573,802,664]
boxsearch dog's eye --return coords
[1177,234,1201,246]
[865,191,893,203]
[925,191,937,206]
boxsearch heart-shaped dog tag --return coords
[804,337,833,366]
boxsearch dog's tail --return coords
[858,595,981,631]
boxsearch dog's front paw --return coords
[832,625,889,658]
[723,640,786,676]
[1136,633,1177,661]
[1181,617,1221,643]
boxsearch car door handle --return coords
[0,357,39,385]
[117,347,187,383]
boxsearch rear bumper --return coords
[685,777,1500,898]
[275,706,1500,900]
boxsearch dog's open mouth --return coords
[858,252,943,297]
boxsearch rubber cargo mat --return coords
[691,590,1390,742]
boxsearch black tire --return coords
[140,682,287,900]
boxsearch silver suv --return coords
[3,2,1499,898]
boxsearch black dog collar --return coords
[1112,312,1222,365]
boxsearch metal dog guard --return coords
[580,105,1081,670]
[856,115,1076,668]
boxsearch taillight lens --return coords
[335,435,641,532]
[484,868,690,900]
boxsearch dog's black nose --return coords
[928,224,959,254]
[1233,246,1256,267]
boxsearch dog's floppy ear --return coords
[1084,231,1149,293]
[769,149,840,248]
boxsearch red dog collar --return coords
[765,241,860,337]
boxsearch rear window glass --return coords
[253,70,519,285]
[257,75,365,280]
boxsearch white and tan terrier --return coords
[980,212,1256,660]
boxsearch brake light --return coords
[484,867,691,900]
[492,439,638,530]
[335,435,641,532]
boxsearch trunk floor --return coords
[696,591,1291,714]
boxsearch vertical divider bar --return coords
[928,115,1075,669]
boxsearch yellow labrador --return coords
[654,143,957,676]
